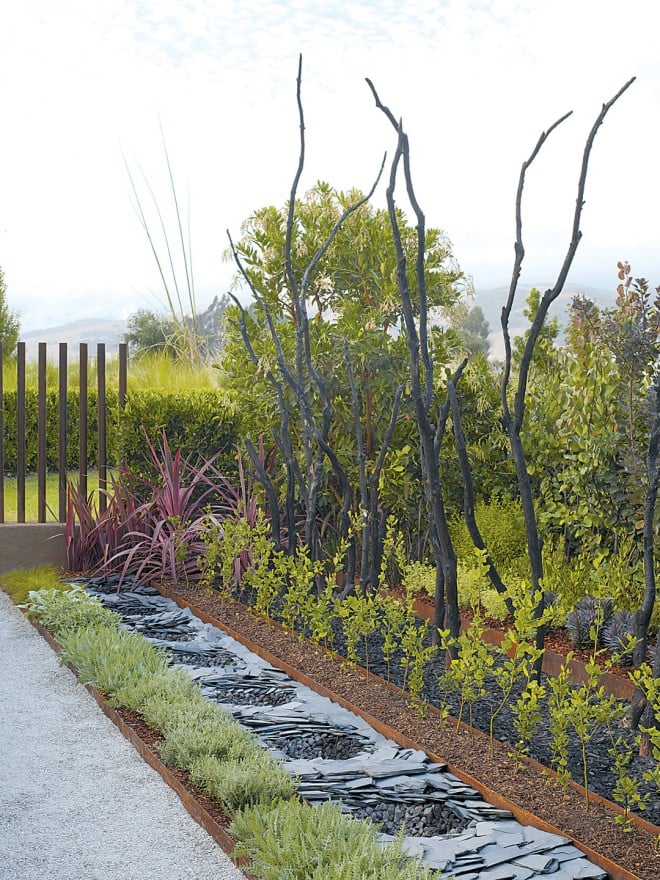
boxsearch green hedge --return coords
[1,389,117,473]
[1,388,238,481]
[118,390,238,484]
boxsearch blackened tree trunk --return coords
[500,78,634,681]
[632,370,660,738]
[368,81,461,646]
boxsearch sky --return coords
[1,0,659,333]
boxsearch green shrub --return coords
[159,715,256,770]
[0,565,70,605]
[110,665,201,713]
[456,562,528,621]
[139,690,222,735]
[118,389,237,485]
[541,538,658,631]
[451,499,528,579]
[191,753,296,811]
[229,799,431,880]
[400,560,435,597]
[57,623,170,694]
[23,585,119,637]
[1,388,117,473]
[1,387,238,482]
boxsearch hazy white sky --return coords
[1,0,658,332]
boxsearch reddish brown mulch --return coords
[169,584,660,880]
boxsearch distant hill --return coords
[20,318,127,360]
[17,284,616,364]
[474,283,616,360]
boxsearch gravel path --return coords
[0,591,245,880]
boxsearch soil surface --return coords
[170,584,660,880]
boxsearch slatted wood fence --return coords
[0,341,128,523]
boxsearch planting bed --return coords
[77,576,658,878]
[158,581,660,880]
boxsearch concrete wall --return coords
[0,523,68,575]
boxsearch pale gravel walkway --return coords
[0,590,246,880]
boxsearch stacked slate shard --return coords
[233,708,374,760]
[83,579,609,878]
[384,821,608,879]
[194,669,298,707]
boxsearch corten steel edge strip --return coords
[167,589,659,837]
[159,587,658,880]
[26,617,255,879]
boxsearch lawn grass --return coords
[1,471,102,522]
[0,565,71,604]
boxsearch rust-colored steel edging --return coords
[28,618,254,878]
[161,588,657,880]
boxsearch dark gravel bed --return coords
[201,680,296,707]
[349,799,468,837]
[264,730,370,761]
[165,645,236,667]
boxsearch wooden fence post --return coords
[79,343,88,499]
[0,342,4,523]
[37,343,47,522]
[58,343,68,522]
[17,342,26,523]
[97,343,107,514]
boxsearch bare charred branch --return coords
[447,380,513,614]
[499,78,634,681]
[434,358,468,458]
[632,371,660,734]
[244,438,281,550]
[371,79,460,646]
[227,290,299,548]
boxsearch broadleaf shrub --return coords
[451,499,528,580]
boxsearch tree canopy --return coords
[0,267,20,360]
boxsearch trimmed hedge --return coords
[118,390,238,484]
[2,389,116,473]
[1,388,238,480]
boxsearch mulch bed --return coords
[169,584,660,880]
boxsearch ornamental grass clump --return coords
[229,799,431,880]
[602,610,637,665]
[566,596,613,649]
[0,565,70,605]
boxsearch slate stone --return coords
[513,852,560,872]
